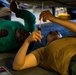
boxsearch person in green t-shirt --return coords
[0,7,34,52]
[10,1,36,32]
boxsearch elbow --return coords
[13,65,21,71]
[13,63,23,71]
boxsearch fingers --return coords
[32,30,43,42]
[39,10,50,20]
[27,30,43,43]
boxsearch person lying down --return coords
[13,10,76,75]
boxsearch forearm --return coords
[49,17,76,33]
[13,40,30,69]
[13,30,43,70]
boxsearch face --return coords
[46,31,62,45]
[15,29,30,46]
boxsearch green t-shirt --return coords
[0,19,25,52]
[18,10,36,32]
[0,10,36,52]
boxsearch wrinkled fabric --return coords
[0,19,25,52]
[18,10,36,32]
[32,37,76,75]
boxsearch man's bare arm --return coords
[39,10,76,33]
[13,30,43,70]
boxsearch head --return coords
[46,30,62,45]
[15,29,31,46]
[0,7,11,20]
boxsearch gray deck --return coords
[0,53,59,75]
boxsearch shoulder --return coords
[32,47,45,58]
[31,47,45,65]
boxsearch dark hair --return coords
[15,29,30,46]
[46,30,59,43]
[15,29,35,53]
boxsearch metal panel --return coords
[10,0,76,7]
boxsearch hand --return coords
[26,30,43,43]
[10,1,18,13]
[0,29,9,37]
[39,10,55,22]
